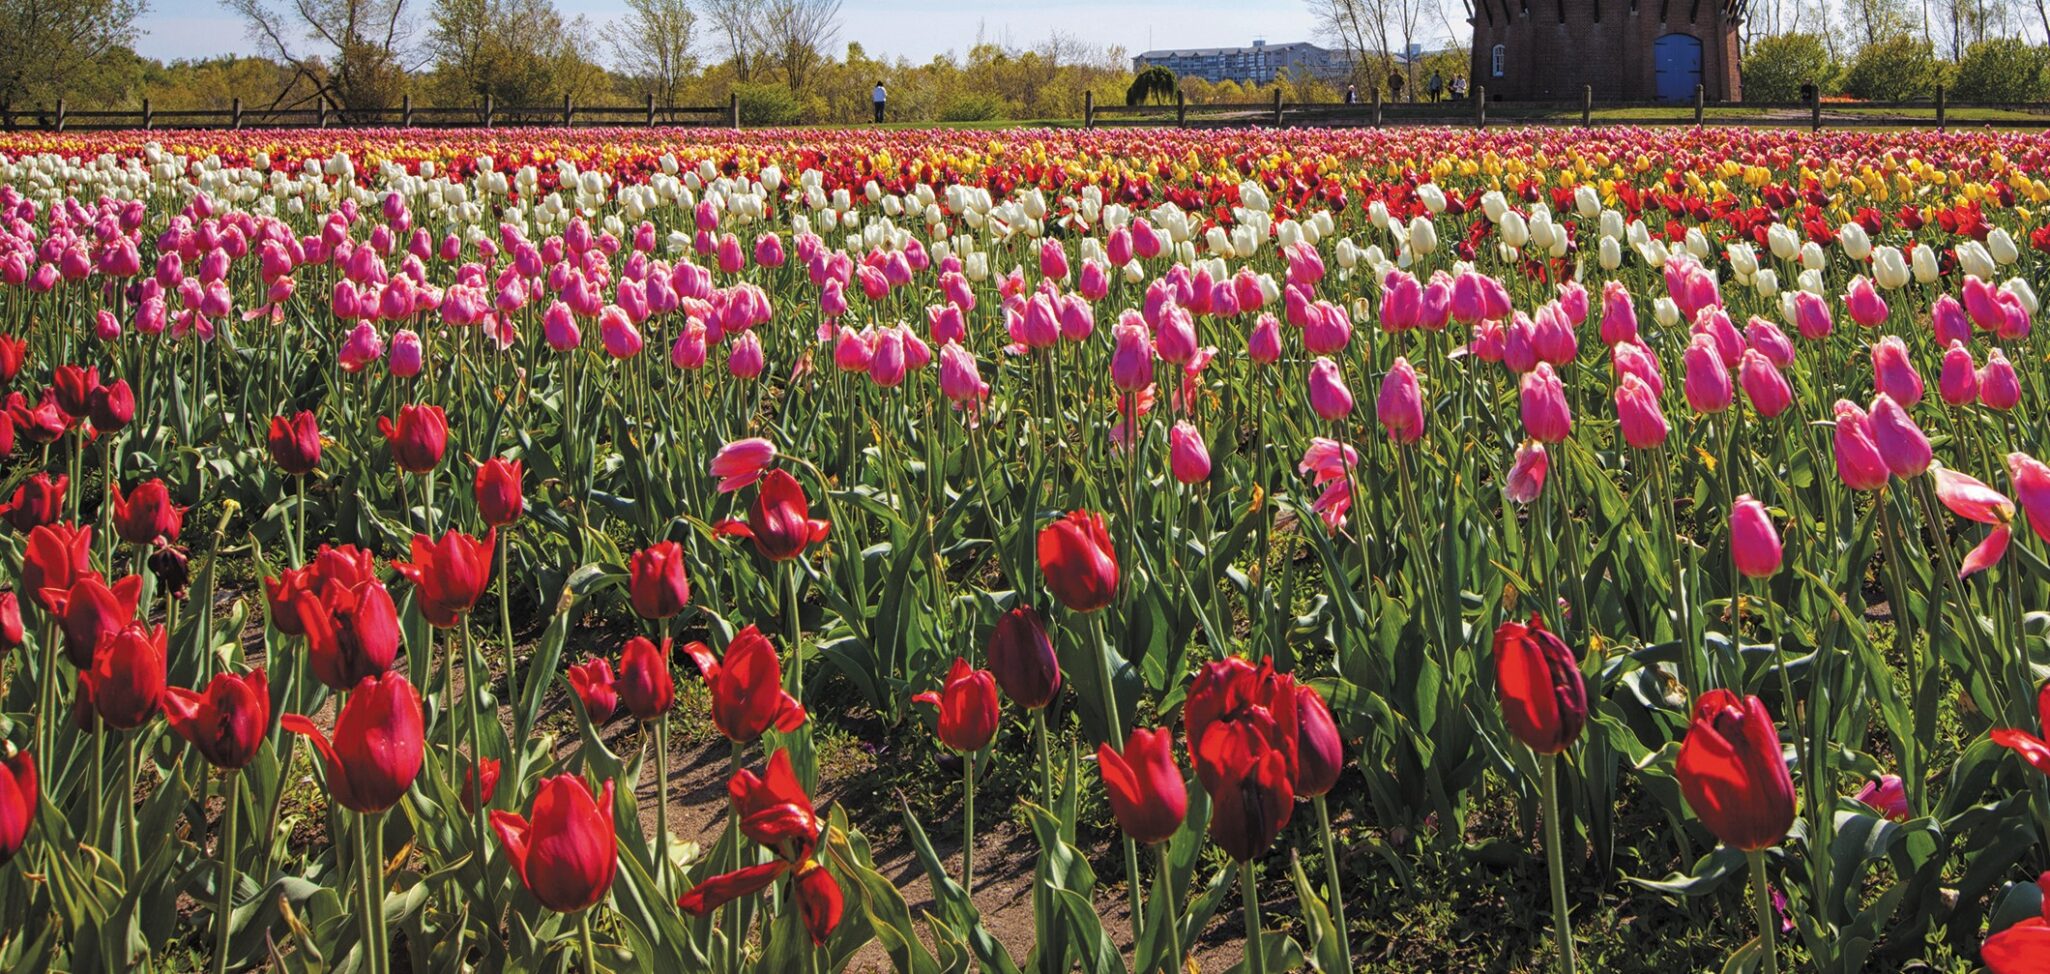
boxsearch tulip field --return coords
[5,124,2050,973]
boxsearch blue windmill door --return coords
[1654,34,1704,103]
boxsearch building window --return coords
[1491,44,1505,77]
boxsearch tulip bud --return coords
[1492,615,1588,754]
[1729,494,1782,579]
[1677,690,1795,851]
[1097,728,1188,844]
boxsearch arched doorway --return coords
[1653,33,1703,103]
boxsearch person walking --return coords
[872,81,887,124]
[1427,71,1444,103]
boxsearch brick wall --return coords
[1468,0,1742,102]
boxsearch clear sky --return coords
[130,0,1346,65]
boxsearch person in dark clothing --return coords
[872,81,887,123]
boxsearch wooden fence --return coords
[13,93,741,132]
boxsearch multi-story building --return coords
[1132,40,1357,84]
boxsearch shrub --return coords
[732,81,804,125]
[1742,33,1833,102]
[939,93,1009,122]
[1951,37,2050,102]
[1839,35,1953,101]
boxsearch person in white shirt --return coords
[872,82,887,123]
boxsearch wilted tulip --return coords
[1506,442,1549,504]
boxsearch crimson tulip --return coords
[281,672,425,813]
[111,479,186,545]
[378,403,448,473]
[1201,722,1295,862]
[474,458,524,527]
[1097,727,1187,844]
[463,757,502,813]
[164,667,270,769]
[985,606,1060,710]
[914,657,999,753]
[0,335,26,382]
[49,573,144,668]
[490,774,618,913]
[82,622,167,730]
[715,468,830,562]
[1492,614,1589,755]
[21,522,92,612]
[628,540,690,620]
[390,529,495,627]
[1184,657,1300,793]
[683,626,806,743]
[1036,510,1118,613]
[567,658,617,722]
[617,635,675,721]
[0,472,66,532]
[267,412,321,475]
[89,379,134,432]
[1676,689,1796,851]
[292,578,403,692]
[52,365,98,418]
[0,749,35,865]
[678,750,843,945]
[1981,871,2050,974]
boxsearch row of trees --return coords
[1743,33,2050,103]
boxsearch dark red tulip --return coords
[266,544,379,638]
[378,403,448,473]
[567,658,617,722]
[0,410,14,456]
[20,392,68,443]
[0,749,36,865]
[1292,683,1345,797]
[0,335,26,382]
[281,671,425,813]
[292,579,403,692]
[490,774,618,913]
[20,522,92,611]
[82,622,167,730]
[986,606,1060,710]
[0,473,67,533]
[1036,510,1118,613]
[88,379,134,432]
[792,861,844,945]
[617,635,675,721]
[49,573,144,668]
[1992,681,2050,776]
[267,412,322,475]
[628,541,690,620]
[1981,871,2050,974]
[678,861,790,916]
[684,626,806,743]
[0,592,22,651]
[463,757,502,813]
[52,365,98,418]
[714,468,829,562]
[1097,727,1188,844]
[390,529,495,628]
[1200,720,1295,862]
[1676,689,1796,852]
[1184,656,1300,794]
[149,543,192,600]
[111,479,186,545]
[1492,614,1589,756]
[913,657,999,753]
[163,667,270,769]
[474,458,525,527]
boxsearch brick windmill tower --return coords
[1468,0,1745,103]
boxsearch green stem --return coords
[1314,795,1352,973]
[962,748,977,894]
[358,812,383,974]
[498,531,519,727]
[214,771,240,974]
[1155,846,1182,974]
[580,909,600,973]
[1540,754,1576,974]
[123,732,139,877]
[1748,850,1777,974]
[1034,709,1054,805]
[1240,858,1264,974]
[726,743,743,973]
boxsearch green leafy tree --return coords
[731,80,803,124]
[1742,33,1834,102]
[1839,35,1953,101]
[0,0,145,126]
[1126,65,1175,106]
[1952,37,2050,102]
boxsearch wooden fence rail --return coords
[9,92,744,132]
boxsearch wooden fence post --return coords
[562,93,573,127]
[483,93,494,127]
[231,97,243,129]
[1474,85,1486,128]
[1582,85,1593,126]
[646,93,656,127]
[402,93,413,127]
[1175,88,1186,128]
[1084,90,1094,129]
[1808,85,1821,132]
[1935,84,1947,131]
[142,98,153,130]
[729,91,740,127]
[1694,83,1705,125]
[1273,88,1284,126]
[1372,87,1383,126]
[54,99,65,132]
[316,100,326,128]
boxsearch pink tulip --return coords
[938,343,989,407]
[1998,290,2032,340]
[1964,276,2002,331]
[1531,302,1577,366]
[1503,313,1539,374]
[1307,357,1353,421]
[1450,271,1487,324]
[710,438,778,493]
[727,332,764,379]
[1040,240,1069,282]
[1692,308,1744,368]
[1743,317,1795,368]
[1169,422,1211,484]
[1302,301,1350,355]
[1558,281,1589,326]
[338,322,384,372]
[1844,276,1889,327]
[1154,305,1198,365]
[1738,349,1793,419]
[1870,336,1923,406]
[1791,290,1833,341]
[1247,313,1282,366]
[1832,400,1890,492]
[1938,342,1980,407]
[2009,452,2050,545]
[1729,494,1782,579]
[1611,340,1664,397]
[389,329,423,378]
[1980,348,2020,410]
[1615,374,1669,450]
[543,300,581,351]
[1868,394,1932,479]
[1519,363,1571,443]
[1506,442,1548,504]
[1078,260,1109,301]
[1852,776,1911,822]
[1932,294,1972,347]
[1381,270,1422,332]
[1376,357,1424,446]
[1599,281,1639,346]
[1110,318,1154,392]
[869,327,908,388]
[599,306,643,359]
[1682,335,1733,414]
[1933,465,2014,577]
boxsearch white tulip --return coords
[1989,227,2020,265]
[1912,244,1940,283]
[1838,222,1872,262]
[1408,216,1438,254]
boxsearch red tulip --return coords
[792,861,845,945]
[390,529,495,628]
[0,749,35,865]
[1184,657,1300,793]
[0,591,22,652]
[684,626,806,743]
[0,335,27,382]
[292,578,403,692]
[164,667,270,769]
[985,606,1060,710]
[490,774,618,913]
[1292,683,1345,796]
[82,622,167,730]
[914,657,999,753]
[473,458,525,527]
[52,365,99,418]
[462,757,502,813]
[267,412,321,475]
[1036,510,1118,613]
[281,672,425,813]
[1492,614,1589,755]
[617,635,675,721]
[567,658,618,722]
[111,479,186,545]
[0,473,66,532]
[264,544,378,638]
[1981,871,2050,974]
[21,522,92,612]
[1676,689,1796,851]
[378,404,448,473]
[19,391,69,443]
[715,469,830,562]
[628,540,690,620]
[1097,727,1188,844]
[1200,720,1295,862]
[89,379,134,432]
[1992,682,2050,777]
[48,573,144,668]
[678,750,843,944]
